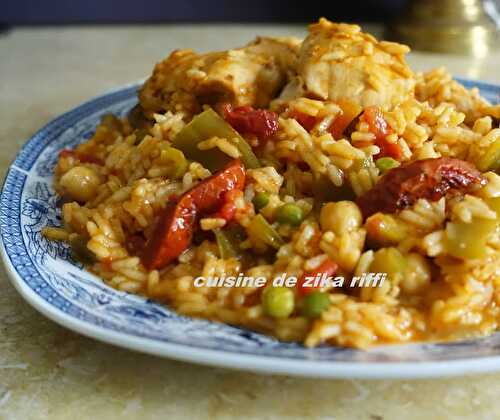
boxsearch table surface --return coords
[1,23,500,420]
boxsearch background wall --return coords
[1,0,406,25]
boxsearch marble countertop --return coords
[1,24,500,420]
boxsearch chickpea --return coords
[400,253,432,294]
[320,201,362,235]
[60,166,100,202]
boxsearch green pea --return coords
[252,192,270,212]
[262,287,295,318]
[275,203,304,226]
[375,157,400,173]
[301,291,331,318]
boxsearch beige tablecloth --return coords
[1,24,499,420]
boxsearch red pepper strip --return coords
[297,259,339,295]
[141,159,246,270]
[363,106,389,141]
[290,111,317,131]
[223,104,279,139]
[329,99,363,140]
[140,199,196,270]
[381,142,403,160]
[363,106,403,160]
[211,189,242,222]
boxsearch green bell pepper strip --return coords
[174,108,260,171]
[247,214,284,250]
[214,225,247,259]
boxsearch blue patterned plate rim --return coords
[2,78,500,379]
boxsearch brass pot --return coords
[386,0,500,56]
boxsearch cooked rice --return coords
[44,19,500,349]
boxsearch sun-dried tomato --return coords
[223,104,279,139]
[289,111,317,131]
[357,157,484,218]
[141,159,246,269]
[363,106,403,160]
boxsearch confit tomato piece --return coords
[329,99,362,139]
[363,106,389,141]
[289,111,317,131]
[379,141,403,161]
[297,259,339,295]
[362,106,403,160]
[223,104,279,139]
[291,99,362,138]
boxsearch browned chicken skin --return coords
[138,36,301,119]
[275,19,415,111]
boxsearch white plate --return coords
[2,80,500,379]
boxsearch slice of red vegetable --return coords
[141,159,246,269]
[362,106,403,160]
[211,189,242,222]
[363,106,389,141]
[290,100,362,139]
[297,259,338,296]
[377,141,403,160]
[356,157,484,218]
[329,99,363,139]
[59,149,103,165]
[140,199,196,270]
[223,104,279,139]
[125,233,147,256]
[290,111,317,131]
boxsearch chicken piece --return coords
[139,37,301,119]
[275,18,415,111]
